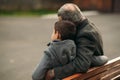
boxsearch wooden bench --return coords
[63,57,120,80]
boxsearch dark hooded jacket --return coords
[32,40,76,80]
[54,19,104,79]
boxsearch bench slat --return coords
[111,75,120,80]
[89,64,120,80]
[63,57,120,80]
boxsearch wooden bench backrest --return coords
[63,57,120,80]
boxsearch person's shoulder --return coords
[63,40,75,45]
[61,40,76,50]
[80,19,97,32]
[50,40,76,50]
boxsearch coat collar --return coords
[47,40,61,46]
[77,19,89,30]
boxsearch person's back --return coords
[47,40,76,67]
[75,19,103,55]
[75,19,105,67]
[32,20,76,80]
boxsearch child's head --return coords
[51,20,76,41]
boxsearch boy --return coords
[32,20,76,80]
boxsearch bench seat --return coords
[63,57,120,80]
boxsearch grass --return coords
[0,9,57,16]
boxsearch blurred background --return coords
[0,0,120,12]
[0,0,120,80]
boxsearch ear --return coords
[56,31,61,39]
[58,16,62,21]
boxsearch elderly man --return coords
[46,3,108,80]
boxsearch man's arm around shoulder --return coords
[46,46,93,79]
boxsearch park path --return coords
[0,13,120,80]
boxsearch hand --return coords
[45,69,55,80]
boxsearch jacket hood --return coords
[49,40,76,65]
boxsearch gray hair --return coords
[58,3,86,23]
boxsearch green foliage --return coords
[0,9,57,16]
